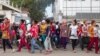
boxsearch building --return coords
[0,0,10,5]
[54,0,100,21]
[0,0,21,23]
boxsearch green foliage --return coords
[11,0,55,21]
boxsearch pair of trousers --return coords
[2,39,13,51]
[71,39,78,50]
[40,34,46,42]
[78,37,82,49]
[60,37,68,49]
[50,34,56,47]
[31,38,42,53]
[0,31,2,39]
[87,37,99,53]
[81,36,89,50]
[50,34,60,48]
[55,35,60,48]
[18,37,30,51]
[44,37,53,51]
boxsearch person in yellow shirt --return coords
[39,20,47,47]
[40,20,47,35]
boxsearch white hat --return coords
[42,20,46,23]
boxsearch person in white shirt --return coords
[70,19,78,53]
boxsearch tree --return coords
[11,0,55,21]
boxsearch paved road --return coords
[0,48,100,56]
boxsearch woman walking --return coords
[60,19,70,50]
[30,20,42,53]
[39,20,47,48]
[55,22,60,48]
[17,19,30,52]
[87,20,99,54]
[50,22,56,48]
[1,18,14,52]
[70,19,78,53]
[44,19,53,54]
[81,20,90,51]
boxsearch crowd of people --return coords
[0,18,100,54]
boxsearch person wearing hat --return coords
[39,20,47,48]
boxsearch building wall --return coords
[54,0,100,17]
[0,0,21,24]
[5,10,14,23]
[54,0,63,21]
[0,10,16,23]
[0,0,10,5]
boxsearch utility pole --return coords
[66,0,67,18]
[81,0,82,20]
[90,0,92,19]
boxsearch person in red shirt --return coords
[50,22,56,48]
[30,20,42,53]
[17,19,30,52]
[1,18,14,52]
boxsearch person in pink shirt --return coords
[30,20,42,53]
[17,19,30,52]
